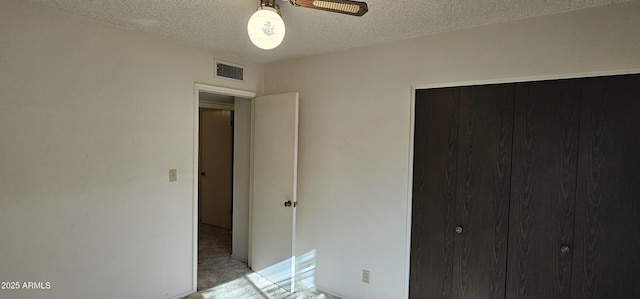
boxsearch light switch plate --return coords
[169,169,177,182]
[362,269,370,284]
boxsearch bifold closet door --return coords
[571,74,640,299]
[452,85,514,299]
[411,85,514,299]
[411,74,640,299]
[506,80,581,299]
[410,88,460,299]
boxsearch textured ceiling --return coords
[20,0,630,63]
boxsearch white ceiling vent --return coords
[216,60,244,81]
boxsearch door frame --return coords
[192,83,256,292]
[404,68,640,298]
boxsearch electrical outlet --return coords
[169,169,177,182]
[362,269,370,284]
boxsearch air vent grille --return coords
[216,61,244,81]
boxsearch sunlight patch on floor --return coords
[190,270,333,299]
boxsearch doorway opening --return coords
[193,84,255,292]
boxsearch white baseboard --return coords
[315,285,348,299]
[230,254,248,263]
[169,288,196,299]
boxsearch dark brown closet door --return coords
[506,80,581,299]
[571,74,640,299]
[452,85,513,299]
[410,88,460,299]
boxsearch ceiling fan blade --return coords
[289,0,368,17]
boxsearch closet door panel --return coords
[506,80,580,299]
[452,85,513,299]
[410,88,460,299]
[571,74,640,299]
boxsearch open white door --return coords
[251,92,299,292]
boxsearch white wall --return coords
[233,97,252,261]
[264,2,640,298]
[0,1,262,298]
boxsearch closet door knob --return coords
[455,226,463,234]
[561,246,570,254]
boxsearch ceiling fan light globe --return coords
[247,7,285,50]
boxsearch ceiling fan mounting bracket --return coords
[259,0,281,13]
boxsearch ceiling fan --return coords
[288,0,369,17]
[247,0,369,50]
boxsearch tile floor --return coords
[183,224,339,299]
